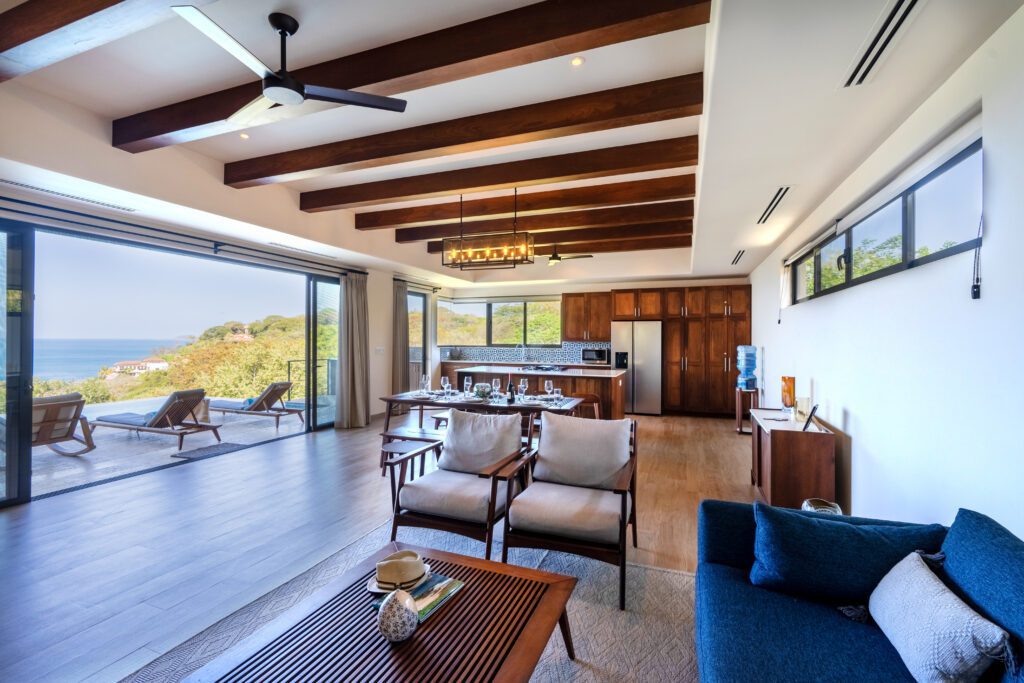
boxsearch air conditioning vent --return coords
[731,250,745,266]
[267,241,326,257]
[0,179,137,213]
[757,186,789,224]
[843,0,922,88]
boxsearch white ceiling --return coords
[5,0,1022,285]
[694,0,1023,277]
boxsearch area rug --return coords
[170,442,246,460]
[123,523,697,682]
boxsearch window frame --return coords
[792,138,982,304]
[436,298,562,348]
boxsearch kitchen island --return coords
[455,365,626,419]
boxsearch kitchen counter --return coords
[454,365,627,419]
[457,365,626,378]
[441,360,611,369]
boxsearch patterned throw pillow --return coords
[870,552,1009,682]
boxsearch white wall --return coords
[749,7,1024,535]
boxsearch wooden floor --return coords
[0,412,753,682]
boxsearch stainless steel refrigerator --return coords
[611,321,662,415]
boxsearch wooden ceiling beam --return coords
[426,221,692,253]
[224,74,701,187]
[356,175,694,229]
[398,200,692,243]
[301,137,697,211]
[0,0,213,82]
[534,235,691,255]
[112,0,711,152]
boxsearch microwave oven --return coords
[581,348,609,365]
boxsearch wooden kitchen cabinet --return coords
[664,289,684,319]
[682,317,707,412]
[685,287,706,317]
[662,319,684,410]
[561,292,611,342]
[705,315,751,413]
[708,286,750,317]
[612,289,663,320]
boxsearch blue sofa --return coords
[695,500,1024,683]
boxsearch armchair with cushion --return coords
[388,409,526,560]
[501,411,637,609]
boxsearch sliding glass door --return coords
[407,291,426,391]
[0,221,33,508]
[310,277,340,429]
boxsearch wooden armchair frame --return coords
[386,412,538,560]
[500,420,638,609]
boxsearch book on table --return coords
[372,574,464,622]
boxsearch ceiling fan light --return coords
[262,74,304,105]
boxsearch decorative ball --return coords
[378,590,418,642]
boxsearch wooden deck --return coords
[0,412,753,681]
[31,410,305,497]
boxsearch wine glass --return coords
[519,379,529,399]
[440,376,450,398]
[420,374,429,393]
[544,379,554,398]
[491,378,501,400]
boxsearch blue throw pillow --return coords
[750,502,947,603]
[941,509,1024,682]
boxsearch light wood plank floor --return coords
[0,413,753,682]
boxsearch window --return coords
[851,199,902,279]
[437,300,486,346]
[913,147,982,258]
[436,299,561,346]
[790,139,982,304]
[407,292,426,390]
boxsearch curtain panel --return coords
[391,280,410,414]
[337,272,370,428]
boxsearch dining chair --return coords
[570,392,602,419]
[501,411,637,609]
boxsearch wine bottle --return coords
[506,376,515,403]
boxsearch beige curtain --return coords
[337,272,370,428]
[391,280,410,414]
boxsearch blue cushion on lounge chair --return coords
[697,562,913,683]
[209,399,246,410]
[96,413,150,427]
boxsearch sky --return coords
[34,232,307,339]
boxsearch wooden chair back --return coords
[250,381,293,411]
[32,394,86,445]
[570,393,602,420]
[149,389,206,428]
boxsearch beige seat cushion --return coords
[399,469,511,523]
[437,410,522,474]
[534,412,631,489]
[508,481,626,544]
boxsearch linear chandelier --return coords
[441,189,535,270]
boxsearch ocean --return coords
[34,339,185,381]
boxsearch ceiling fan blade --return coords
[305,84,408,113]
[562,254,595,260]
[226,95,276,126]
[547,258,560,267]
[172,5,274,79]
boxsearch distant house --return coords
[106,357,169,377]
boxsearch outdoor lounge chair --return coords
[92,388,221,451]
[31,393,96,456]
[207,381,304,428]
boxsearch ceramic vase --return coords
[378,590,418,642]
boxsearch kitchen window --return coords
[437,299,561,347]
[789,138,982,304]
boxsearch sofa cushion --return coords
[436,410,522,474]
[750,502,947,604]
[534,412,631,489]
[871,552,1008,682]
[942,509,1024,682]
[696,562,913,683]
[399,469,510,523]
[508,481,625,544]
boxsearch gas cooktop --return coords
[519,365,565,372]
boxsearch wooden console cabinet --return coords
[750,409,835,508]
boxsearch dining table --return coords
[379,391,584,431]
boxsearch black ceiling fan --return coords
[547,245,594,266]
[171,6,407,126]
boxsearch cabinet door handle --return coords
[680,305,684,317]
[682,356,687,371]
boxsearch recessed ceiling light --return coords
[239,132,250,140]
[570,56,585,68]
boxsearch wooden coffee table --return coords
[185,542,576,682]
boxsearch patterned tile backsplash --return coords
[440,341,610,364]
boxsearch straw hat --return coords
[375,550,427,591]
